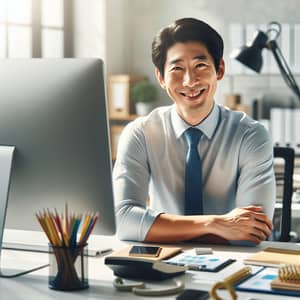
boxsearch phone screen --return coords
[129,245,161,257]
[176,289,209,300]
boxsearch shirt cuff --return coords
[116,204,162,242]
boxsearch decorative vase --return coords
[135,102,154,116]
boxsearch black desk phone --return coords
[104,256,186,281]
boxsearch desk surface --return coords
[1,230,300,300]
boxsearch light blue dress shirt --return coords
[113,103,276,241]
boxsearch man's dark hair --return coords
[152,18,224,78]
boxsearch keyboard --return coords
[2,242,112,257]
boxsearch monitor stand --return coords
[0,145,48,278]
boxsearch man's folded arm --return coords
[115,199,162,241]
[113,121,161,241]
[236,123,276,219]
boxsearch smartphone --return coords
[176,289,209,300]
[129,245,162,257]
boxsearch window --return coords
[41,0,64,57]
[0,0,72,58]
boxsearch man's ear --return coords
[155,68,166,89]
[216,59,225,80]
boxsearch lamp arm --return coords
[267,40,300,102]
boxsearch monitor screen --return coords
[0,59,115,237]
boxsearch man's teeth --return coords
[181,88,205,97]
[188,91,201,97]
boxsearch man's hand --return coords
[212,206,273,244]
[144,206,273,244]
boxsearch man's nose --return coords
[182,69,198,87]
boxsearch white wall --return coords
[73,0,300,106]
[105,0,132,75]
[73,0,132,77]
[105,0,300,106]
[73,0,106,60]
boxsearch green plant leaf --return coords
[131,80,157,103]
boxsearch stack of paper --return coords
[244,247,300,267]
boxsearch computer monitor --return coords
[0,59,116,276]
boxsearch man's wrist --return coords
[196,215,220,235]
[204,215,226,236]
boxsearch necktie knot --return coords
[185,127,202,149]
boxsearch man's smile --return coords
[178,86,206,99]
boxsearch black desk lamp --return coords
[231,22,300,102]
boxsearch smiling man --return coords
[113,18,276,244]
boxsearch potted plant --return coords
[131,80,157,116]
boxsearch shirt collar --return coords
[171,102,220,140]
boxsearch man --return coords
[113,18,275,244]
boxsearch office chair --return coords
[272,146,295,242]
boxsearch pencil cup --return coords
[48,243,89,291]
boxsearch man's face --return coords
[156,41,224,123]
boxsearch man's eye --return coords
[171,66,183,71]
[196,63,207,68]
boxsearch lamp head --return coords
[231,30,268,73]
[231,22,281,73]
[231,22,300,102]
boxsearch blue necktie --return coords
[184,127,203,215]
